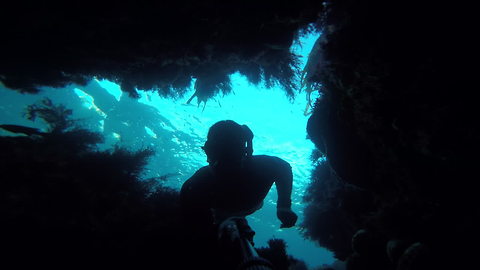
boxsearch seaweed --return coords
[303,0,478,268]
[0,1,325,100]
[24,98,75,132]
[257,238,307,270]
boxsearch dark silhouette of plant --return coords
[24,98,75,132]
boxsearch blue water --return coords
[0,30,333,268]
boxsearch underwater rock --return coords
[396,242,430,270]
[306,99,374,190]
[349,229,390,270]
[345,253,366,270]
[303,161,378,261]
[303,0,478,267]
[386,239,410,266]
[0,0,477,268]
[351,229,372,256]
[302,162,357,260]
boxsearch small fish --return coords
[0,124,43,136]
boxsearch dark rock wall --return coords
[304,1,477,269]
[2,1,478,269]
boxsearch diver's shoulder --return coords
[192,165,213,178]
[184,166,212,183]
[196,165,212,173]
[181,166,212,192]
[251,155,289,166]
[251,154,277,161]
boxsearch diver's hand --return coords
[277,207,298,228]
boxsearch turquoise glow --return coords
[0,30,334,268]
[98,30,333,268]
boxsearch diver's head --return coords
[202,120,253,166]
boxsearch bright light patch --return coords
[128,29,333,268]
[144,126,157,138]
[0,26,331,269]
[73,88,107,118]
[96,79,123,101]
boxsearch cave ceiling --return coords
[1,0,325,99]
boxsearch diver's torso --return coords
[207,155,278,213]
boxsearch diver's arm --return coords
[273,158,298,228]
[275,159,293,209]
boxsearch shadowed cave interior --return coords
[1,1,477,269]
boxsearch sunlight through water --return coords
[96,30,334,268]
[0,29,334,268]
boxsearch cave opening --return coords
[2,1,477,269]
[0,29,333,268]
